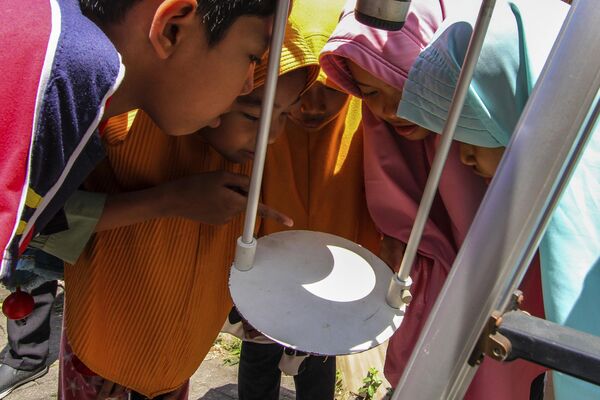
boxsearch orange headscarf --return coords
[260,0,379,253]
[258,2,387,395]
[65,111,250,397]
[253,23,320,93]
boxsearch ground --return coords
[0,286,299,400]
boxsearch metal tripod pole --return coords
[386,0,496,307]
[392,0,600,398]
[234,0,290,271]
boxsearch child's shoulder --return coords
[3,0,123,94]
[54,0,123,84]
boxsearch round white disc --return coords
[229,230,404,355]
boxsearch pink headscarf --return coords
[320,1,544,396]
[320,0,446,96]
[320,0,485,254]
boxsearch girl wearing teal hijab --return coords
[397,0,600,398]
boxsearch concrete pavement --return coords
[0,287,296,400]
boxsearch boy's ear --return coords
[149,0,199,60]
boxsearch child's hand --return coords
[379,234,407,273]
[159,171,294,227]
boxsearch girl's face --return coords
[346,59,430,141]
[459,143,506,180]
[289,81,349,131]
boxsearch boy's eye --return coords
[242,112,260,122]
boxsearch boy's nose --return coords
[459,143,477,166]
[241,64,256,96]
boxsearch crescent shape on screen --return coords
[301,245,377,302]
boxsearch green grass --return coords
[335,369,347,400]
[355,367,383,400]
[213,334,242,366]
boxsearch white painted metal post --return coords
[387,0,496,308]
[234,0,290,271]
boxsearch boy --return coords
[60,23,317,400]
[0,0,276,397]
[203,27,337,399]
[0,0,274,278]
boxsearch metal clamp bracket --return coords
[468,291,523,366]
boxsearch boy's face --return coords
[459,143,506,180]
[288,81,348,131]
[346,60,430,141]
[144,10,273,136]
[200,68,307,164]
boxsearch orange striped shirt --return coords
[64,111,251,397]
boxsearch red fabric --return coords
[383,255,448,384]
[0,0,52,259]
[59,328,190,399]
[358,109,487,385]
[18,227,35,256]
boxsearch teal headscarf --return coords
[539,125,600,400]
[398,2,600,399]
[397,0,567,147]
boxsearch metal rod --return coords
[392,0,600,398]
[498,311,600,386]
[395,0,496,283]
[241,0,290,244]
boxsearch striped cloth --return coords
[0,0,124,280]
[64,111,253,397]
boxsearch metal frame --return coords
[392,0,600,398]
[498,311,600,385]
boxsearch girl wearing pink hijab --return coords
[321,1,544,398]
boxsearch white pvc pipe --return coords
[386,0,496,307]
[234,0,290,271]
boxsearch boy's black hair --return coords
[78,1,140,25]
[198,0,276,46]
[79,0,276,46]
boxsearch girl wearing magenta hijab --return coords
[398,1,599,399]
[320,0,490,390]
